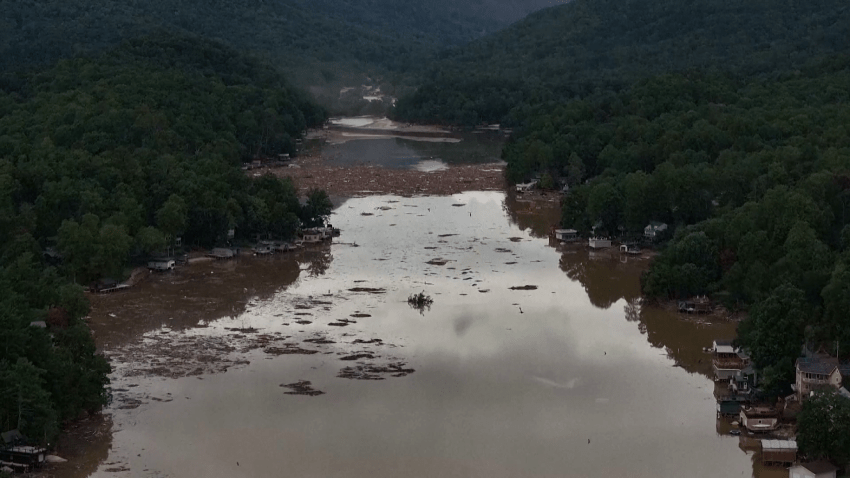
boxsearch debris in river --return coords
[339,353,375,361]
[352,338,383,344]
[337,362,415,380]
[348,287,386,293]
[280,381,325,396]
[508,237,523,242]
[426,258,449,265]
[509,285,538,290]
[407,292,433,314]
[264,345,319,355]
[350,313,372,318]
[295,320,313,325]
[303,338,336,344]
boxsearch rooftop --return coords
[796,357,839,375]
[797,461,838,474]
[761,439,797,451]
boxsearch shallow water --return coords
[62,192,787,478]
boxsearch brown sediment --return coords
[280,381,325,396]
[256,153,505,197]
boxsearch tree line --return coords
[0,34,329,442]
[392,0,850,126]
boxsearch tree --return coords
[300,188,333,228]
[797,390,850,466]
[156,194,188,240]
[737,283,808,392]
[586,181,622,235]
[565,152,585,186]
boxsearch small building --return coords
[713,340,750,381]
[0,431,46,472]
[516,181,537,193]
[147,259,175,271]
[789,461,838,478]
[716,399,742,417]
[729,365,758,397]
[619,244,641,255]
[795,357,843,400]
[588,237,611,249]
[554,229,578,243]
[301,230,323,243]
[253,245,273,255]
[761,439,797,467]
[209,248,236,260]
[740,406,780,433]
[29,321,47,328]
[644,221,668,240]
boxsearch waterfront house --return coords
[516,181,537,193]
[301,229,324,243]
[644,221,668,240]
[619,243,641,254]
[761,439,797,467]
[209,248,236,259]
[789,462,838,478]
[0,430,46,472]
[147,259,175,271]
[739,406,780,433]
[794,357,843,400]
[588,237,611,249]
[713,340,750,381]
[554,229,578,243]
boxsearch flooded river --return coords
[51,134,784,478]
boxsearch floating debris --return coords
[264,345,319,355]
[426,258,449,266]
[340,353,375,361]
[303,338,335,344]
[348,287,386,293]
[337,362,416,380]
[350,313,372,318]
[495,248,512,253]
[280,381,325,396]
[509,285,538,290]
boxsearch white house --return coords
[554,229,578,242]
[712,340,750,381]
[795,357,843,400]
[147,259,175,271]
[789,462,838,478]
[588,237,611,249]
[516,181,537,193]
[644,222,668,239]
[739,406,779,433]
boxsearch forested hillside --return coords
[503,57,850,391]
[0,0,557,93]
[0,35,330,442]
[394,0,850,125]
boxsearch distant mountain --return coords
[0,0,558,81]
[393,0,850,125]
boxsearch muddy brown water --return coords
[46,137,785,478]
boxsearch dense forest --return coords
[0,0,557,109]
[502,59,850,393]
[0,35,330,442]
[393,0,850,125]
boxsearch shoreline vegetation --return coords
[0,35,331,446]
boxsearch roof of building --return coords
[554,229,577,234]
[714,340,736,354]
[1,429,24,445]
[797,461,838,474]
[29,321,47,328]
[797,357,839,375]
[761,439,797,451]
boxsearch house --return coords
[739,406,780,433]
[794,357,843,400]
[713,340,750,381]
[619,243,641,255]
[301,230,324,243]
[761,439,797,467]
[588,237,611,249]
[789,462,838,478]
[679,296,711,314]
[516,181,537,193]
[0,430,46,472]
[554,229,578,243]
[209,248,236,259]
[147,259,175,271]
[716,400,743,417]
[644,222,668,240]
[253,244,274,255]
[729,365,758,397]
